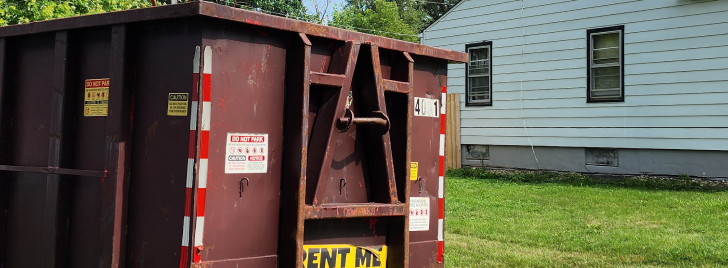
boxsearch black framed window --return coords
[465,41,492,106]
[587,25,624,102]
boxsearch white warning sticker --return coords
[409,197,430,231]
[225,133,268,174]
[414,97,440,118]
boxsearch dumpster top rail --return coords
[0,0,468,63]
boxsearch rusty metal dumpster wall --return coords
[0,2,466,268]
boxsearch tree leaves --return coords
[330,0,460,42]
[0,0,150,26]
[0,0,461,44]
[212,0,315,21]
[0,0,316,26]
[331,0,419,42]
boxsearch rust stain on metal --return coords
[0,3,453,267]
[145,120,158,145]
[157,205,171,218]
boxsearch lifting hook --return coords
[239,177,249,197]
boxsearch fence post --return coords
[445,93,461,169]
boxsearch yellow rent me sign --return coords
[302,245,387,268]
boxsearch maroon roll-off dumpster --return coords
[0,2,467,267]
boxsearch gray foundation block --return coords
[461,145,728,178]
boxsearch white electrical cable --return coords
[519,0,540,169]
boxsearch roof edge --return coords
[422,0,468,34]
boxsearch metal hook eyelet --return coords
[239,177,249,197]
[418,177,423,193]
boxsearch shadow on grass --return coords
[447,168,728,193]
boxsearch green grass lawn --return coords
[445,171,728,268]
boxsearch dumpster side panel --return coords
[2,33,55,268]
[197,20,286,265]
[0,37,6,267]
[408,55,448,268]
[65,27,112,268]
[0,4,464,267]
[409,241,439,267]
[124,20,202,268]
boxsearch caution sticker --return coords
[167,93,189,116]
[409,197,430,231]
[84,78,109,116]
[303,244,387,268]
[410,162,418,181]
[225,133,268,174]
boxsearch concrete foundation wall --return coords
[462,145,728,178]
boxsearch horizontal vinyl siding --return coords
[462,116,728,128]
[460,136,728,151]
[423,0,728,151]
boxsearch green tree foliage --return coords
[0,0,150,26]
[417,0,460,25]
[331,0,419,42]
[0,0,315,26]
[188,0,315,21]
[331,0,460,42]
[344,0,459,30]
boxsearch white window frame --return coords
[587,26,624,102]
[466,43,492,106]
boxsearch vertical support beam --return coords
[369,46,398,203]
[295,33,312,268]
[0,37,7,266]
[312,41,360,205]
[190,45,212,264]
[385,51,414,268]
[101,24,133,268]
[40,30,69,268]
[179,46,201,268]
[279,32,312,268]
[403,51,414,268]
[188,45,205,266]
[437,85,447,264]
[0,38,5,145]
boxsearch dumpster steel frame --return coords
[0,2,466,267]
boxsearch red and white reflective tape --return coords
[179,46,200,268]
[437,86,446,263]
[193,46,213,264]
[179,46,212,267]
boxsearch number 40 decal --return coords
[414,97,440,118]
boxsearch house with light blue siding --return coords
[421,0,728,177]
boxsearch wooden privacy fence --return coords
[445,93,461,169]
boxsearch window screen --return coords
[587,26,624,102]
[466,41,492,106]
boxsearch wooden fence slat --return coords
[453,94,461,169]
[446,94,452,169]
[445,93,461,170]
[445,95,452,169]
